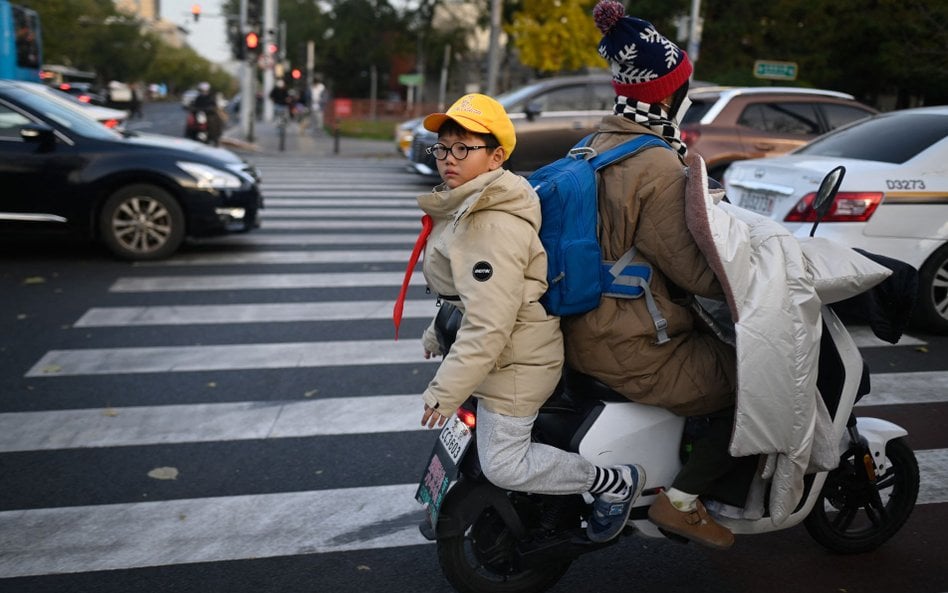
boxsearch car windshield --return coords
[494,81,548,111]
[796,112,948,164]
[6,85,121,141]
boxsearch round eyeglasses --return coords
[426,142,497,161]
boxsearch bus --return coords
[0,0,42,81]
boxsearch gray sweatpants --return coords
[476,406,596,495]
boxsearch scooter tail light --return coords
[103,119,120,128]
[783,191,884,223]
[457,408,476,429]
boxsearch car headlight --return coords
[177,161,243,189]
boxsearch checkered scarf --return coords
[614,95,687,158]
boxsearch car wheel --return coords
[913,243,948,334]
[99,184,185,261]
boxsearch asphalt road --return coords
[0,123,946,593]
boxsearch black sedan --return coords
[0,80,262,260]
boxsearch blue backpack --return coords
[528,133,673,342]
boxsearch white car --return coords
[723,106,948,333]
[10,81,128,128]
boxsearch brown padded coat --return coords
[562,116,736,416]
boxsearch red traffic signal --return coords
[245,31,259,50]
[291,69,301,80]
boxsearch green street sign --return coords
[753,60,798,81]
[399,73,424,86]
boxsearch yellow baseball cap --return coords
[423,93,516,161]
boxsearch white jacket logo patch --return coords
[472,261,493,282]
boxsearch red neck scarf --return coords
[393,214,433,340]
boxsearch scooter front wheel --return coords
[437,493,571,593]
[804,437,918,554]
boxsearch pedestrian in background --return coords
[310,77,326,135]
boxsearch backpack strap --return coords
[593,135,673,344]
[589,135,672,171]
[603,246,671,345]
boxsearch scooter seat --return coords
[561,367,629,403]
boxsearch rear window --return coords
[796,112,948,164]
[737,102,820,135]
[821,103,874,130]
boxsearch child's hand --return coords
[421,404,448,428]
[423,349,434,359]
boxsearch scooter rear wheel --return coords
[804,438,918,554]
[437,494,572,593]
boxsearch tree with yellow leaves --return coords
[507,0,606,73]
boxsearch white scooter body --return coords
[572,305,908,537]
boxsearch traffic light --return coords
[291,69,301,80]
[246,0,261,26]
[191,4,201,22]
[245,31,260,55]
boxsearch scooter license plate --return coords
[415,414,473,528]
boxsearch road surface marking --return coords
[74,300,434,327]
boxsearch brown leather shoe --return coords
[647,491,735,550]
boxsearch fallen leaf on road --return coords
[916,346,928,353]
[304,389,319,397]
[207,382,217,388]
[356,565,370,571]
[148,467,179,480]
[102,407,119,417]
[40,365,62,374]
[23,276,45,284]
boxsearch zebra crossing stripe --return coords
[109,272,422,292]
[260,208,421,218]
[263,191,423,198]
[266,198,419,206]
[5,374,948,451]
[134,249,415,266]
[0,483,428,579]
[204,233,416,245]
[0,394,423,452]
[25,340,439,377]
[261,220,422,229]
[844,326,927,348]
[1,449,945,579]
[857,370,948,406]
[74,300,435,327]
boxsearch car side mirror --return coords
[20,123,56,151]
[524,101,542,121]
[809,165,845,237]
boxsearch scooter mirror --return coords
[810,165,846,237]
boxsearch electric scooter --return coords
[415,167,920,593]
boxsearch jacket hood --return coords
[419,169,540,232]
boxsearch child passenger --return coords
[412,93,645,543]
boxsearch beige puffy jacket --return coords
[418,168,563,418]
